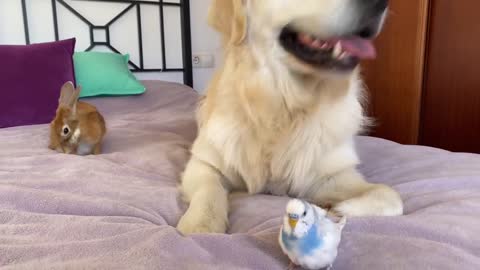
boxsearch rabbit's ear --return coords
[59,82,76,106]
[71,85,80,103]
[70,85,81,114]
[76,85,82,95]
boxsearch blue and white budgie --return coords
[279,199,347,270]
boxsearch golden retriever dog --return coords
[177,0,403,234]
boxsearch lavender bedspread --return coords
[1,81,479,269]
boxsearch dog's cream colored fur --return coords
[177,0,403,234]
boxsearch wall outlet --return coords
[192,53,215,68]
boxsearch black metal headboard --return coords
[17,0,193,87]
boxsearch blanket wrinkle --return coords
[0,81,479,269]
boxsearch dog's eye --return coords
[63,127,70,135]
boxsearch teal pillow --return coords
[74,52,146,98]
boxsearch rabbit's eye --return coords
[62,126,70,135]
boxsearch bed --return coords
[0,80,479,269]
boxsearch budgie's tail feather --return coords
[338,216,347,230]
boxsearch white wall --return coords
[190,0,221,92]
[0,0,220,92]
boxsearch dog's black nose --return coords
[369,0,389,15]
[354,0,389,38]
[377,0,389,12]
[358,0,389,16]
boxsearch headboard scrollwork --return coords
[15,0,193,86]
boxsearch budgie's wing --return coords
[337,216,347,231]
[316,214,345,240]
[312,204,328,217]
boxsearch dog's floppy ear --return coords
[208,0,247,46]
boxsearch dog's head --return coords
[209,0,388,75]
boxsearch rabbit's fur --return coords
[49,82,106,155]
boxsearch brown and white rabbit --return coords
[49,82,106,155]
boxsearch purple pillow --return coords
[0,38,76,128]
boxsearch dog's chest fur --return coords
[205,74,363,196]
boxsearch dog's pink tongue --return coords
[339,38,376,59]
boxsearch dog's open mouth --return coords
[279,27,377,71]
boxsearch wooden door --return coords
[421,0,480,153]
[362,0,430,145]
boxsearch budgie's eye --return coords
[302,211,307,217]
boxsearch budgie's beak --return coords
[288,214,299,229]
[288,218,298,229]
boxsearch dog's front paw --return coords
[177,207,227,235]
[333,197,402,217]
[333,186,404,217]
[332,199,367,217]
